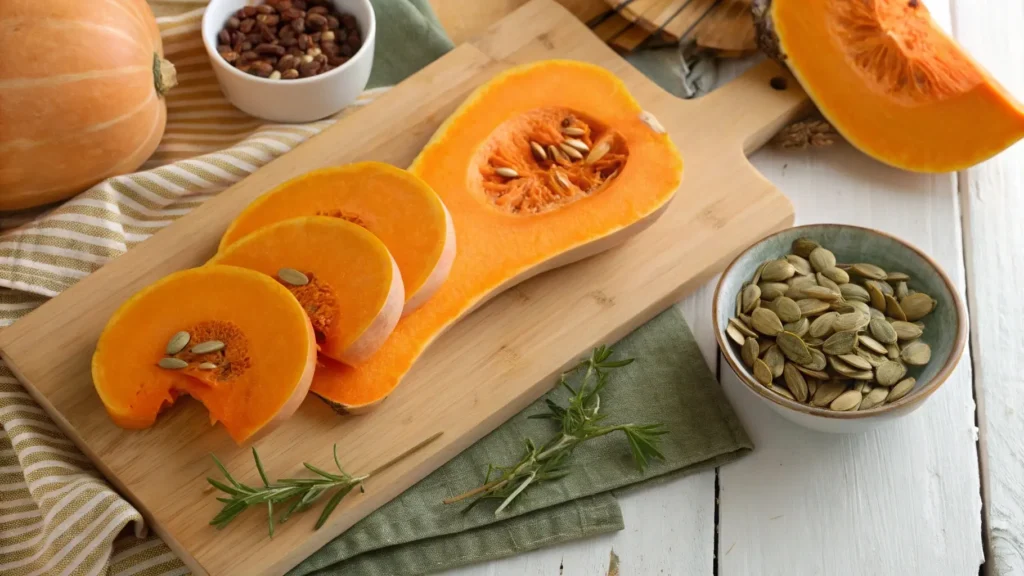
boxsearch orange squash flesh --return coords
[311,60,683,411]
[92,265,316,444]
[759,0,1024,172]
[209,217,403,365]
[218,162,454,316]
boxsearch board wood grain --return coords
[0,1,807,574]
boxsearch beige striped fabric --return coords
[0,2,386,575]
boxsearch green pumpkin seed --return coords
[729,318,758,339]
[886,342,901,360]
[803,337,825,348]
[839,283,870,303]
[885,294,907,321]
[750,260,769,286]
[775,296,802,323]
[741,338,759,368]
[774,387,797,401]
[278,267,310,286]
[858,334,888,355]
[191,340,225,354]
[839,353,872,371]
[874,279,894,297]
[832,312,868,333]
[850,263,888,280]
[830,390,863,411]
[165,331,190,355]
[758,282,789,301]
[787,274,819,291]
[816,273,842,294]
[854,381,871,395]
[822,266,850,285]
[869,318,898,344]
[792,237,820,258]
[783,317,810,338]
[866,281,886,311]
[751,308,784,336]
[890,320,923,341]
[796,364,830,380]
[823,330,859,355]
[761,259,797,282]
[876,361,906,386]
[783,363,809,402]
[829,357,874,380]
[726,324,746,346]
[809,312,839,339]
[859,387,889,410]
[753,359,773,386]
[786,254,812,276]
[764,345,786,378]
[801,286,841,302]
[895,281,909,300]
[887,378,915,402]
[158,357,188,370]
[869,308,886,321]
[777,331,813,365]
[735,287,743,316]
[807,378,820,397]
[797,298,831,317]
[742,284,761,314]
[811,380,848,407]
[809,247,836,272]
[900,293,936,321]
[855,347,886,368]
[886,271,910,282]
[900,341,932,365]
[806,347,827,371]
[198,362,218,370]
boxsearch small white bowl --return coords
[201,0,376,123]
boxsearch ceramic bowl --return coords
[712,224,968,434]
[201,0,376,123]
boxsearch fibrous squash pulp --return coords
[310,60,684,411]
[754,0,1024,172]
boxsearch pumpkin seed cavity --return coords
[278,267,310,286]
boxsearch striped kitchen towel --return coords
[0,2,389,575]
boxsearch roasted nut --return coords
[306,13,328,29]
[299,59,320,77]
[256,4,275,14]
[255,43,286,55]
[251,61,274,77]
[308,6,328,15]
[321,30,335,42]
[326,16,339,29]
[282,68,300,79]
[276,54,299,71]
[226,16,241,29]
[218,29,231,44]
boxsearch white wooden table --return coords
[446,1,1024,574]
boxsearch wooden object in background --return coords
[599,0,756,54]
[0,1,807,574]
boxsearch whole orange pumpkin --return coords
[0,0,176,210]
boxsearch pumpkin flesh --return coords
[759,0,1024,172]
[219,162,454,316]
[210,217,404,365]
[92,265,316,444]
[312,60,683,410]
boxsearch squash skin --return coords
[219,162,454,317]
[754,0,1024,173]
[0,0,175,209]
[92,265,316,444]
[311,60,683,411]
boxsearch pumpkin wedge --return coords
[312,60,683,412]
[210,217,403,365]
[92,265,316,443]
[219,162,454,316]
[753,0,1024,172]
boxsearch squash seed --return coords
[797,298,831,317]
[833,312,868,333]
[854,381,870,394]
[554,171,571,189]
[786,254,812,276]
[869,318,898,344]
[876,361,906,386]
[585,140,611,164]
[791,237,820,259]
[823,330,858,355]
[558,142,583,160]
[735,286,744,316]
[783,363,809,402]
[802,336,825,348]
[158,357,188,370]
[562,138,590,153]
[741,338,759,368]
[775,296,802,323]
[900,293,936,321]
[191,340,225,354]
[816,273,842,294]
[494,167,520,178]
[165,331,190,355]
[895,281,909,300]
[809,247,836,272]
[777,331,812,365]
[807,378,820,397]
[887,378,915,402]
[561,126,586,136]
[886,271,910,283]
[809,312,839,338]
[806,347,827,371]
[758,282,789,301]
[811,380,847,407]
[774,386,797,401]
[548,144,568,164]
[840,283,870,303]
[198,362,218,370]
[639,110,666,133]
[801,286,841,302]
[900,341,932,365]
[753,359,773,386]
[869,308,886,321]
[530,141,547,161]
[764,345,786,378]
[761,260,797,282]
[751,260,769,286]
[751,308,784,336]
[830,390,863,411]
[886,342,901,360]
[858,334,888,355]
[278,267,309,286]
[788,274,818,289]
[795,364,830,380]
[885,294,907,321]
[855,347,886,368]
[729,318,758,339]
[860,387,889,410]
[726,324,746,346]
[783,317,810,338]
[822,266,850,285]
[850,263,888,280]
[890,320,923,341]
[742,284,762,314]
[838,353,872,371]
[873,279,894,297]
[865,281,886,311]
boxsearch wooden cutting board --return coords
[0,1,807,574]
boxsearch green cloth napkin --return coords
[292,309,752,575]
[286,3,753,574]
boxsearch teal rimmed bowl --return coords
[712,224,968,433]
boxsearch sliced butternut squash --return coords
[754,0,1024,172]
[219,162,454,316]
[92,265,316,443]
[312,60,683,411]
[209,217,403,365]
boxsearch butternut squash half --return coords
[754,0,1024,172]
[311,60,683,411]
[92,265,317,443]
[209,217,403,365]
[219,162,453,316]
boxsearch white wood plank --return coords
[717,139,984,574]
[445,288,719,576]
[951,1,1024,572]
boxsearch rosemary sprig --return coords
[209,432,441,537]
[444,346,667,515]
